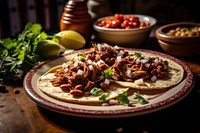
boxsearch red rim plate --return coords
[23,48,194,118]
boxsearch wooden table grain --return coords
[1,38,200,133]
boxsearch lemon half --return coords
[55,30,86,49]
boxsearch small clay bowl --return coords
[93,14,157,48]
[156,22,200,57]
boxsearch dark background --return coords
[0,0,199,38]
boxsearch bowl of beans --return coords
[93,14,157,47]
[155,22,200,57]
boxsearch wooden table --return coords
[1,37,200,133]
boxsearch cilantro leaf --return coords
[117,91,129,104]
[29,23,42,35]
[1,38,15,50]
[133,52,142,57]
[104,69,113,78]
[133,93,149,105]
[99,93,109,101]
[90,87,104,96]
[0,22,54,84]
[77,54,86,60]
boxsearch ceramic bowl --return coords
[156,22,200,57]
[93,14,157,47]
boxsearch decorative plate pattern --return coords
[23,48,194,118]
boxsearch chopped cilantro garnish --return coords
[117,91,129,104]
[104,69,113,78]
[90,87,104,96]
[133,92,149,105]
[163,60,168,66]
[99,93,109,101]
[160,60,169,69]
[133,52,142,57]
[77,54,86,60]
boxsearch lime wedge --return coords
[36,40,61,59]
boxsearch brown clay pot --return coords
[60,0,92,46]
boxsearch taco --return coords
[38,43,130,104]
[37,43,184,105]
[111,51,184,90]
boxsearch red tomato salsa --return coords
[97,14,151,29]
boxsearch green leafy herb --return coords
[117,91,129,104]
[0,22,56,84]
[77,54,86,60]
[1,38,15,50]
[99,93,109,101]
[163,60,169,69]
[90,87,104,96]
[163,60,168,66]
[104,69,113,78]
[133,92,149,105]
[133,52,142,57]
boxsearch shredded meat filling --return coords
[50,44,169,96]
[111,55,168,81]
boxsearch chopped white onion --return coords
[73,60,79,67]
[74,56,78,60]
[96,54,100,59]
[143,56,148,60]
[109,99,117,105]
[136,58,141,63]
[79,60,83,64]
[62,63,65,67]
[145,63,150,68]
[114,45,119,49]
[89,65,93,70]
[97,59,105,66]
[77,69,83,75]
[120,50,124,54]
[64,68,68,73]
[140,59,148,64]
[97,44,102,51]
[87,59,92,64]
[92,62,97,66]
[134,78,145,85]
[151,75,157,82]
[104,78,110,85]
[102,43,109,49]
[62,63,67,69]
[116,56,122,62]
[126,69,131,77]
[154,58,160,63]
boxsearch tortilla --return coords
[37,71,129,104]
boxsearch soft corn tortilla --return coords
[37,68,129,104]
[114,54,184,90]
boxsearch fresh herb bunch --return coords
[0,22,57,84]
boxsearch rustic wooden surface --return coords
[1,38,200,133]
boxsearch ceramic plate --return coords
[23,48,194,118]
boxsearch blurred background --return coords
[0,0,199,39]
